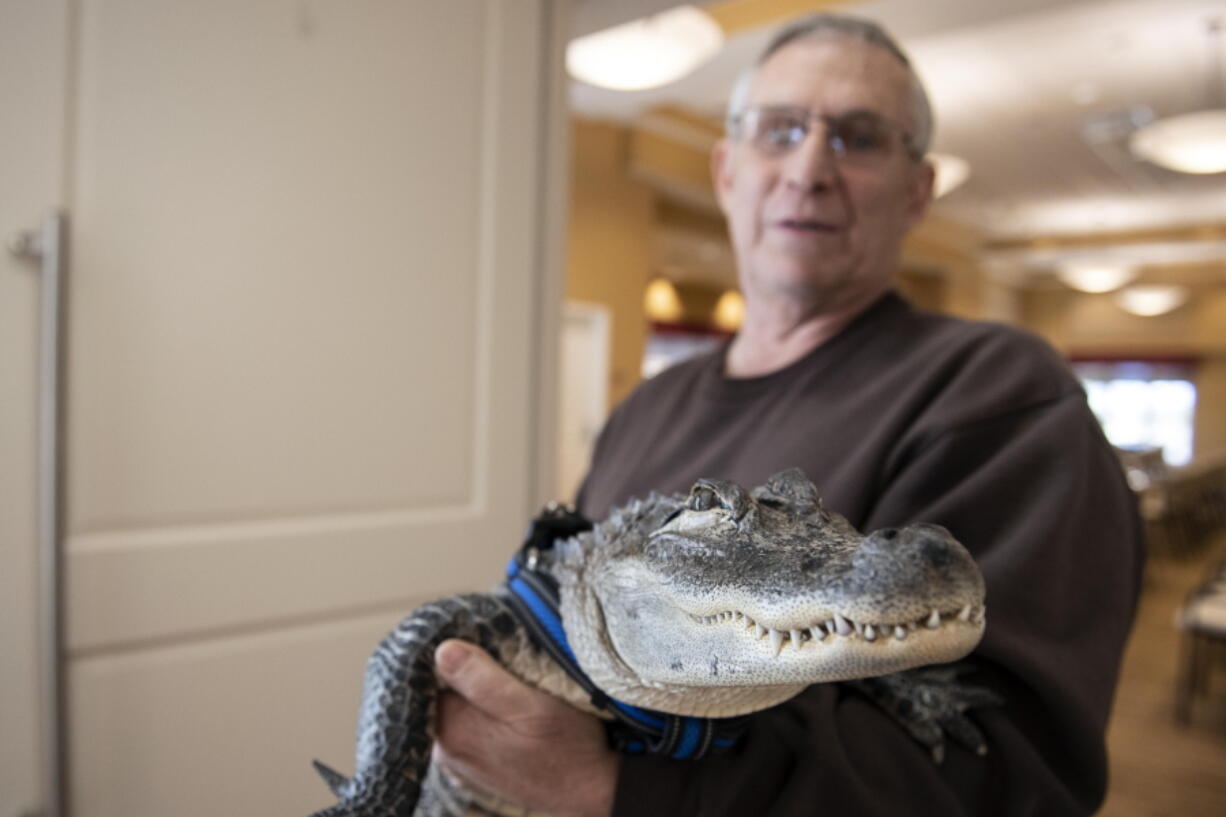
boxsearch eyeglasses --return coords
[728,106,921,164]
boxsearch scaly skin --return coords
[308,469,993,817]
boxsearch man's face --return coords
[712,37,934,313]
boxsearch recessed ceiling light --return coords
[928,152,971,198]
[1056,264,1138,293]
[713,289,744,331]
[1115,284,1189,316]
[1129,109,1226,174]
[643,277,684,322]
[1129,17,1226,174]
[567,6,724,92]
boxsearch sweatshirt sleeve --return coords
[611,389,1145,816]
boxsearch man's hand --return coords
[433,639,619,817]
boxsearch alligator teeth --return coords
[769,628,785,656]
[833,613,852,636]
[713,604,980,649]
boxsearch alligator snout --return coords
[851,523,983,609]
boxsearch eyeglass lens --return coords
[743,108,904,161]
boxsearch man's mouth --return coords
[776,218,842,232]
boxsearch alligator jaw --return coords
[684,603,984,656]
[665,603,987,685]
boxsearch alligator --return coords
[307,468,994,817]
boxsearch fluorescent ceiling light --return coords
[1115,285,1189,316]
[1129,109,1226,174]
[1056,264,1138,293]
[928,153,971,198]
[567,6,724,92]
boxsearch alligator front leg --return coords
[308,593,521,817]
[847,663,1004,763]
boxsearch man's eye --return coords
[758,118,804,148]
[834,117,890,152]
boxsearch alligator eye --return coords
[689,485,718,511]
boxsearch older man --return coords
[434,14,1143,817]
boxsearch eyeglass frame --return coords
[726,105,924,164]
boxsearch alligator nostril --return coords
[921,536,954,567]
[879,528,898,541]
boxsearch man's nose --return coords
[783,125,839,191]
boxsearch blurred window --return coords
[642,323,729,379]
[1074,360,1197,466]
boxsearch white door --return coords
[0,2,565,816]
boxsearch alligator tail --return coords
[306,593,521,817]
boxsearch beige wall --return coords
[566,119,654,409]
[1022,288,1226,356]
[1195,357,1226,457]
[901,216,990,320]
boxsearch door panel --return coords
[2,1,561,815]
[70,610,406,816]
[69,0,491,530]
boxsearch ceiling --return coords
[570,0,1226,255]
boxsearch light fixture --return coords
[927,153,971,198]
[1115,285,1189,316]
[1056,264,1138,293]
[644,278,684,322]
[1130,110,1226,173]
[712,290,745,331]
[1128,17,1226,174]
[567,6,724,92]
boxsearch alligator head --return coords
[553,469,985,717]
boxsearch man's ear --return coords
[904,158,936,228]
[711,138,735,215]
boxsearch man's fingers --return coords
[435,639,541,721]
[432,640,618,817]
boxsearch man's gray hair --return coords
[725,13,934,157]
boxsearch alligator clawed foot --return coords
[847,662,1003,763]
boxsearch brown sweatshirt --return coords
[577,292,1144,816]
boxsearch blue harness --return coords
[499,505,745,760]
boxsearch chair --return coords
[1174,559,1226,724]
